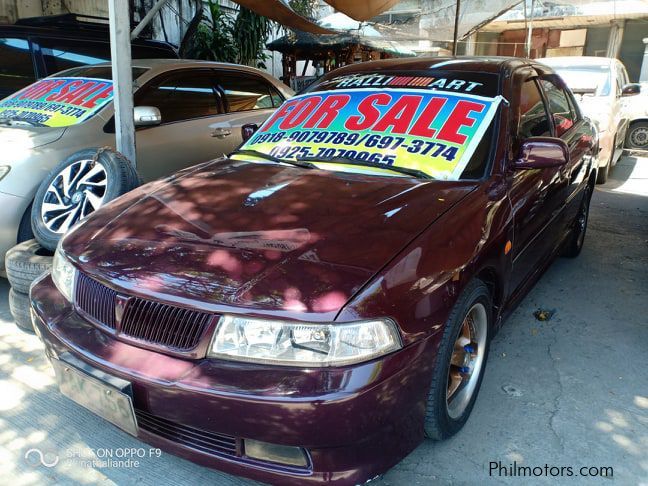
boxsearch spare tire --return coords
[31,147,141,251]
[5,239,53,293]
[9,287,33,333]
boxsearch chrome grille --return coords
[75,272,117,328]
[74,273,213,351]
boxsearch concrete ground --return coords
[0,154,646,486]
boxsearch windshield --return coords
[0,76,114,127]
[238,73,501,181]
[552,66,611,96]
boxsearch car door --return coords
[133,69,227,181]
[211,70,286,154]
[508,70,567,292]
[539,75,593,233]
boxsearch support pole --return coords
[525,0,535,58]
[108,0,136,166]
[452,0,461,56]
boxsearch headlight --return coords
[209,315,401,366]
[0,166,10,181]
[52,245,76,302]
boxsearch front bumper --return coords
[31,274,435,485]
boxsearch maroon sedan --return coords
[31,57,597,484]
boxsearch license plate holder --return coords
[52,352,138,436]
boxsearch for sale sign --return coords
[242,88,502,180]
[0,77,113,127]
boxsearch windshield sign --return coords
[241,88,501,180]
[0,77,113,127]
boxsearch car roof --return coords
[324,56,536,76]
[89,58,273,74]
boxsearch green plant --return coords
[187,1,276,69]
[232,7,274,68]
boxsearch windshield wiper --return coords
[296,156,432,180]
[230,149,316,170]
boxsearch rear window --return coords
[241,72,502,181]
[0,77,113,127]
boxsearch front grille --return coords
[74,273,213,352]
[120,297,212,350]
[75,272,117,328]
[135,409,238,457]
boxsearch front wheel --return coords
[424,280,491,440]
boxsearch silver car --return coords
[539,56,640,183]
[0,59,293,274]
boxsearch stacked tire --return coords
[5,148,140,332]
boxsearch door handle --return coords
[211,127,232,138]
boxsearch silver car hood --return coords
[0,125,67,150]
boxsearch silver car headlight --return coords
[209,315,401,366]
[52,245,76,302]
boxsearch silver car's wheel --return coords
[31,147,141,251]
[626,122,648,150]
[40,159,108,234]
[446,303,488,419]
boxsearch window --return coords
[0,38,35,97]
[217,73,282,112]
[38,38,110,74]
[136,72,220,124]
[518,79,551,139]
[540,78,576,137]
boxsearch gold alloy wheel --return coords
[446,303,488,419]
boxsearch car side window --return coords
[539,77,576,137]
[0,38,35,97]
[136,72,221,124]
[517,79,552,139]
[216,73,283,112]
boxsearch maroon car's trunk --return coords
[64,160,477,320]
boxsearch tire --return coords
[424,279,492,440]
[563,183,593,258]
[9,287,34,333]
[17,203,34,243]
[625,121,648,150]
[5,239,53,293]
[31,147,141,251]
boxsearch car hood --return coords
[64,159,477,320]
[0,125,66,151]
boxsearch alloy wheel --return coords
[446,303,488,419]
[40,159,108,234]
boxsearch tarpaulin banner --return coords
[242,88,502,180]
[0,77,113,127]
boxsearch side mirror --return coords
[241,123,259,142]
[515,137,569,170]
[621,83,641,97]
[134,106,162,127]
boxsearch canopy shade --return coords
[323,0,402,21]
[231,0,336,34]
